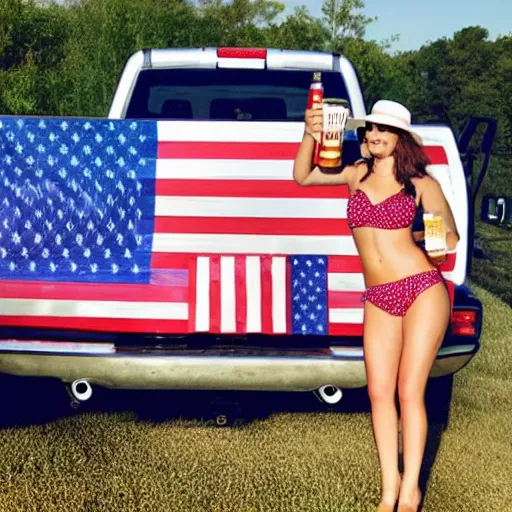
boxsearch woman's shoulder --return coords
[411,174,441,193]
[343,158,368,191]
[344,159,368,189]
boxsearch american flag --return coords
[0,117,456,336]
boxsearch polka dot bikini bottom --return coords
[361,269,445,317]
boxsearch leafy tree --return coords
[321,0,375,49]
[402,28,502,128]
[268,6,328,51]
[196,0,285,47]
[53,0,200,116]
[0,0,68,70]
[0,0,69,114]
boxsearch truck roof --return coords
[108,48,366,120]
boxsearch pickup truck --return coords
[0,48,494,418]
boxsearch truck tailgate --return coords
[0,117,457,337]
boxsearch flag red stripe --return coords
[153,253,362,270]
[235,256,247,334]
[0,280,187,303]
[329,323,364,337]
[157,142,448,166]
[158,142,299,161]
[261,256,273,334]
[156,179,350,199]
[154,217,352,236]
[149,254,455,274]
[152,253,191,270]
[0,316,188,334]
[209,256,221,333]
[329,291,364,309]
[328,256,364,273]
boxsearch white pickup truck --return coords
[0,47,492,414]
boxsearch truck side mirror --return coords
[480,194,511,226]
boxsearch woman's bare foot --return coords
[397,481,422,511]
[376,473,401,512]
[376,502,396,512]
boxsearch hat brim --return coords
[362,113,423,145]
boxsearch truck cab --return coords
[0,48,483,408]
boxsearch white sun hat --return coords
[364,100,422,144]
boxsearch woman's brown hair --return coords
[360,126,431,197]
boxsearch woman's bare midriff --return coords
[352,227,436,288]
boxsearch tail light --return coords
[217,48,267,59]
[451,310,478,336]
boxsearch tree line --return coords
[0,0,510,193]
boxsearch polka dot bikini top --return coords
[347,189,416,230]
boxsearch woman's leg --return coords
[363,301,403,508]
[397,282,450,508]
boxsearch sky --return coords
[282,0,512,52]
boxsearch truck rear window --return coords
[125,68,350,122]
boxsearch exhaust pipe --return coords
[70,379,93,402]
[315,385,343,404]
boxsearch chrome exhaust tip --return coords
[70,379,93,402]
[315,384,343,404]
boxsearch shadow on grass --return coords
[0,372,451,506]
[398,375,454,510]
[0,374,373,430]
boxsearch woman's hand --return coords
[293,105,358,186]
[412,229,447,266]
[304,107,323,143]
[417,176,460,251]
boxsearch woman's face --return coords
[364,123,399,158]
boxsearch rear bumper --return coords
[0,342,478,391]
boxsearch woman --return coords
[293,100,459,512]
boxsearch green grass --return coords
[0,286,511,511]
[471,221,512,306]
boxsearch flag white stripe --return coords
[246,256,262,333]
[156,160,448,181]
[153,234,358,256]
[156,159,293,181]
[272,257,287,334]
[328,273,366,292]
[0,299,187,320]
[195,257,210,332]
[155,197,348,219]
[220,256,236,333]
[157,121,304,143]
[329,308,365,324]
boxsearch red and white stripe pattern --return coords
[189,255,288,334]
[152,121,457,262]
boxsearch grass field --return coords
[0,285,510,512]
[472,221,512,306]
